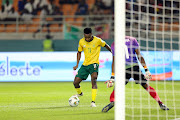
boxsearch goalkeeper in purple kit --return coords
[102,36,169,112]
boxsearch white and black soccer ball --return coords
[69,96,80,107]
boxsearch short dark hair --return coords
[84,28,92,34]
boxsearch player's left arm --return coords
[104,55,115,88]
[104,43,114,88]
[99,38,112,53]
[135,48,152,80]
[104,43,112,53]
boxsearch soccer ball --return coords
[69,96,80,107]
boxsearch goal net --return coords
[121,0,180,119]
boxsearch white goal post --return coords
[115,0,125,120]
[115,0,180,119]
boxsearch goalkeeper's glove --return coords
[104,76,115,88]
[144,68,152,80]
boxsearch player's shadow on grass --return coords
[24,106,70,110]
[24,107,110,115]
[56,112,107,116]
[65,112,108,115]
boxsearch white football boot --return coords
[90,102,96,107]
[75,92,83,97]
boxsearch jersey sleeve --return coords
[78,40,83,52]
[99,38,106,47]
[133,38,139,49]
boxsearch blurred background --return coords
[0,0,179,50]
[0,0,114,49]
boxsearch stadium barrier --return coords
[0,40,113,52]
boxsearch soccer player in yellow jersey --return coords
[73,28,112,107]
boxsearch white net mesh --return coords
[125,0,180,119]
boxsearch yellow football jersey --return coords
[78,36,106,66]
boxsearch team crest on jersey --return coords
[83,45,86,48]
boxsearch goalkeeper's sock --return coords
[92,89,97,102]
[75,87,82,95]
[110,90,115,102]
[158,100,163,105]
[146,86,160,102]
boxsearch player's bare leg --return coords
[141,83,169,110]
[73,77,83,97]
[90,72,98,107]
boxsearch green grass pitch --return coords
[0,81,179,120]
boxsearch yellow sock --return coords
[92,89,97,102]
[75,88,82,94]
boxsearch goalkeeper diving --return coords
[102,36,169,112]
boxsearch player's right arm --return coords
[73,40,83,70]
[73,51,81,70]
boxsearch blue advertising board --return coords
[140,51,173,80]
[0,51,180,82]
[0,52,112,82]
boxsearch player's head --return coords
[84,28,93,42]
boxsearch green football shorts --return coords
[76,63,99,80]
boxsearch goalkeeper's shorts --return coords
[125,65,147,85]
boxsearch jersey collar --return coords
[85,36,94,42]
[89,36,94,42]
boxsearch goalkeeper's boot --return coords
[159,103,169,110]
[90,101,96,107]
[75,92,83,97]
[102,102,114,112]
